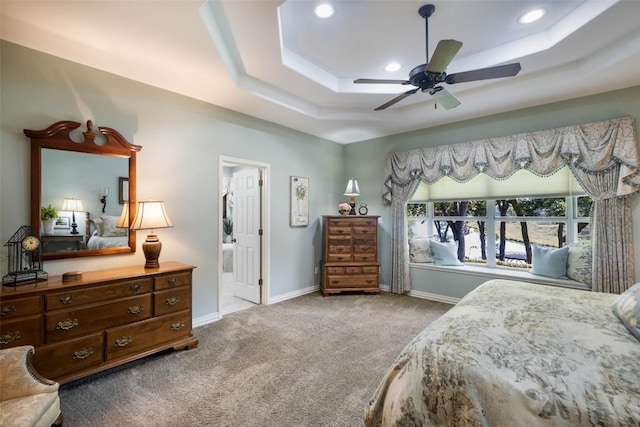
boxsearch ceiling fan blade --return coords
[431,87,461,110]
[354,78,409,85]
[374,88,419,111]
[426,39,463,74]
[446,63,521,84]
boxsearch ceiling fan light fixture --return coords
[518,8,546,24]
[384,62,401,72]
[314,3,334,19]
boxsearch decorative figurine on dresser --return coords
[321,215,380,296]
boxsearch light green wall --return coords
[0,41,344,319]
[3,41,639,313]
[345,86,640,297]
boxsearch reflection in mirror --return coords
[27,120,141,261]
[41,149,129,253]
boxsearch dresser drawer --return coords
[0,314,42,349]
[327,217,376,227]
[336,266,378,275]
[327,226,351,236]
[105,310,192,361]
[154,272,191,291]
[0,295,42,319]
[325,274,378,289]
[46,278,152,310]
[154,286,191,316]
[32,333,104,380]
[46,295,152,342]
[326,253,353,262]
[353,226,376,237]
[327,245,351,255]
[354,243,376,253]
[354,253,376,262]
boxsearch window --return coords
[407,196,592,271]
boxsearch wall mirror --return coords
[27,120,141,260]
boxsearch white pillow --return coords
[92,218,104,236]
[429,241,464,266]
[409,238,433,263]
[101,215,127,237]
[566,243,592,285]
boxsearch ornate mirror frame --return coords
[27,120,141,260]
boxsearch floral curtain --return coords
[383,116,640,294]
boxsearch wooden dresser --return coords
[0,261,198,384]
[321,215,380,296]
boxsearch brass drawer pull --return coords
[56,318,79,330]
[129,284,141,292]
[335,230,344,234]
[114,336,133,347]
[0,331,21,344]
[59,295,76,305]
[127,305,145,315]
[170,321,185,331]
[331,280,339,284]
[165,297,180,307]
[366,280,374,284]
[1,305,16,316]
[73,347,94,360]
[167,278,178,285]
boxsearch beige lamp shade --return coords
[61,198,84,212]
[116,202,130,228]
[130,200,173,269]
[130,201,173,231]
[343,179,361,196]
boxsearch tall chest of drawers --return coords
[0,261,198,384]
[321,215,380,296]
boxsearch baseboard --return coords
[407,289,460,305]
[268,284,320,304]
[193,312,221,328]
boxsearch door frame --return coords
[218,156,271,318]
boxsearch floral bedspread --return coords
[364,279,640,426]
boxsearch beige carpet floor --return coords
[59,291,452,426]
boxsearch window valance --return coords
[382,116,639,295]
[383,116,640,204]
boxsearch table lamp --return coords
[343,179,360,215]
[61,198,84,234]
[129,200,173,268]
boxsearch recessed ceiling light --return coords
[314,3,334,19]
[384,62,401,72]
[518,8,546,24]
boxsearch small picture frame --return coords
[290,176,309,227]
[119,177,129,204]
[54,216,70,229]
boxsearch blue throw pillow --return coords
[612,282,640,342]
[429,241,463,266]
[531,245,569,279]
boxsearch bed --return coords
[86,215,128,250]
[364,279,640,426]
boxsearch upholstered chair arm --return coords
[0,345,59,402]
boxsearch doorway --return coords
[219,156,270,316]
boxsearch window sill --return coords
[409,262,591,291]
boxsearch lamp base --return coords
[142,233,162,269]
[349,198,357,215]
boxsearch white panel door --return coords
[232,168,261,304]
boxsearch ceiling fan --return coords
[354,4,521,111]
